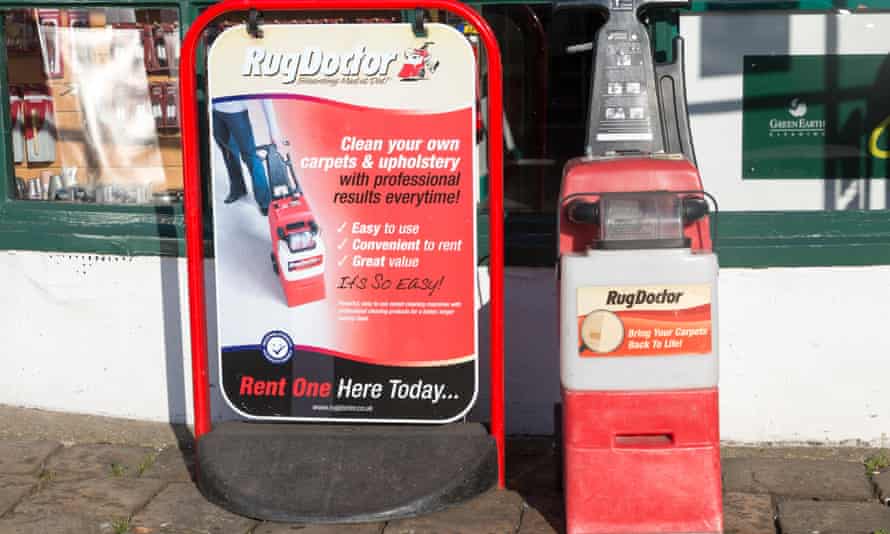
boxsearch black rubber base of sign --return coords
[196,421,498,523]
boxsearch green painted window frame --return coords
[0,0,887,268]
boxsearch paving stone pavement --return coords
[875,469,890,505]
[722,492,774,534]
[722,456,875,501]
[384,489,524,534]
[129,482,257,533]
[0,477,37,518]
[778,499,890,534]
[44,444,158,481]
[0,434,889,534]
[10,477,166,522]
[0,441,61,476]
[0,513,107,534]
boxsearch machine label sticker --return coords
[207,23,477,422]
[576,284,711,357]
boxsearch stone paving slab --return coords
[874,470,890,504]
[521,493,564,534]
[777,499,890,534]
[518,504,560,534]
[11,477,165,522]
[139,446,194,482]
[45,443,158,480]
[0,514,106,534]
[723,492,774,534]
[0,476,37,517]
[723,445,881,464]
[0,405,181,448]
[255,522,385,533]
[0,441,60,475]
[129,482,257,534]
[384,489,524,534]
[722,457,874,501]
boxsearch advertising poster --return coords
[743,54,890,180]
[576,285,712,357]
[206,23,477,422]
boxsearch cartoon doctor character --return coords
[211,99,286,215]
[398,42,439,81]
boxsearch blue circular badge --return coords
[261,331,294,364]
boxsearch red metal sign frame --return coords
[180,0,505,486]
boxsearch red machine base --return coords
[281,275,325,307]
[562,388,723,534]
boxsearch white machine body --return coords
[560,248,719,391]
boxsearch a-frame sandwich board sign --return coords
[180,0,505,521]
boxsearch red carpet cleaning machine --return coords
[556,0,722,532]
[263,143,326,307]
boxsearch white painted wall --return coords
[1,251,888,445]
[0,252,196,424]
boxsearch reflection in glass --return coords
[5,8,182,204]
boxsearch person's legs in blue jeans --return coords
[211,110,247,203]
[225,110,271,211]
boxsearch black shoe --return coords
[224,191,246,204]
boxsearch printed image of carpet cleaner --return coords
[263,143,326,307]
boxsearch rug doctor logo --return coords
[241,43,438,86]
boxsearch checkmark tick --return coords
[337,221,348,233]
[338,238,348,250]
[338,255,349,267]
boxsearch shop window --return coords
[0,2,884,265]
[4,7,182,205]
[474,4,890,268]
[478,5,605,214]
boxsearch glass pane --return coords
[475,5,598,214]
[682,12,890,211]
[5,7,182,205]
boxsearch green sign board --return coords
[742,54,890,180]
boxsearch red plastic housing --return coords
[562,389,723,534]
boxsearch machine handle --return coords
[614,433,674,448]
[553,0,692,156]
